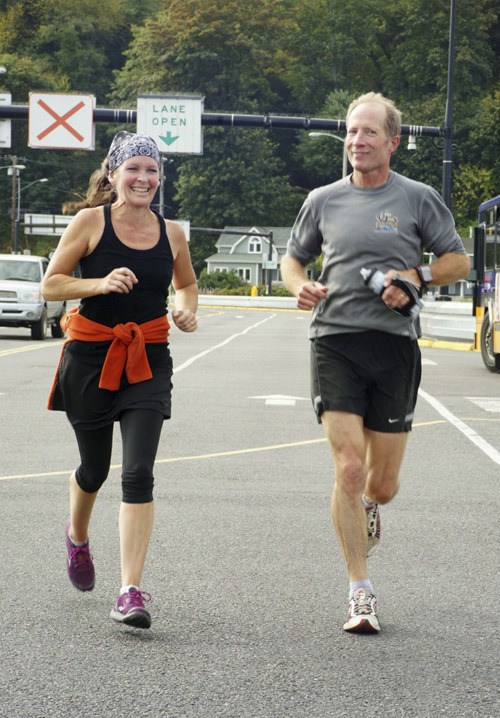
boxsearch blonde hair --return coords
[346,92,401,138]
[62,158,117,214]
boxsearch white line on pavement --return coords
[418,387,500,466]
[173,314,275,374]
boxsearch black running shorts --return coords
[310,331,421,433]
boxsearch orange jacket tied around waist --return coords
[47,307,170,408]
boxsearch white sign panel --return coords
[24,214,72,236]
[0,93,11,148]
[28,93,95,150]
[137,94,204,155]
[262,248,278,269]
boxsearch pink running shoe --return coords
[65,520,95,591]
[110,588,152,629]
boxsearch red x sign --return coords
[36,99,85,142]
[29,93,95,150]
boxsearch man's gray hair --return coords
[346,92,401,138]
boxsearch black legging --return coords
[74,409,165,503]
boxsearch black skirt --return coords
[50,340,173,430]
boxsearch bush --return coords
[197,270,293,297]
[198,268,247,292]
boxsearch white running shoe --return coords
[343,588,380,634]
[366,502,381,557]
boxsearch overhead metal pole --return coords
[442,0,456,209]
[0,102,443,138]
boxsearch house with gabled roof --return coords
[205,226,293,286]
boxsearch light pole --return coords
[14,177,48,254]
[0,68,11,153]
[308,131,348,178]
[442,0,456,209]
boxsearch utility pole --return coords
[10,155,17,252]
[1,155,26,253]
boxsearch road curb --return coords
[418,338,475,352]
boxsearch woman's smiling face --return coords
[111,155,160,205]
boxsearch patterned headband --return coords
[107,131,160,172]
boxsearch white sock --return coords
[120,584,139,595]
[349,579,374,599]
[69,536,87,547]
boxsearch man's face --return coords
[346,102,399,177]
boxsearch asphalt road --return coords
[1,307,499,718]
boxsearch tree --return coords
[112,0,295,112]
[0,0,160,102]
[173,126,300,274]
[293,89,354,189]
[452,164,496,232]
[175,127,300,226]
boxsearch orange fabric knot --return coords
[99,321,151,390]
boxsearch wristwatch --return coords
[416,264,433,288]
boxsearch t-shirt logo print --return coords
[375,210,399,235]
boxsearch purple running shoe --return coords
[65,520,95,591]
[110,588,152,629]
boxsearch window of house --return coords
[237,268,251,282]
[248,237,262,253]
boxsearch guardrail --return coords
[197,294,476,344]
[418,299,474,342]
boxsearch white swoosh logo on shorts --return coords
[388,418,399,423]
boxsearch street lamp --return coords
[14,177,48,254]
[407,135,417,151]
[308,131,348,178]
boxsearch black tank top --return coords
[79,204,174,327]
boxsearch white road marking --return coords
[419,388,500,466]
[249,394,309,406]
[173,314,275,374]
[466,397,500,413]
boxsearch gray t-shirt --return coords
[286,171,466,340]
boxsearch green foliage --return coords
[294,90,355,188]
[270,283,293,297]
[0,0,162,101]
[470,85,500,189]
[452,164,496,231]
[197,268,292,297]
[198,268,247,292]
[174,128,301,228]
[112,0,295,111]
